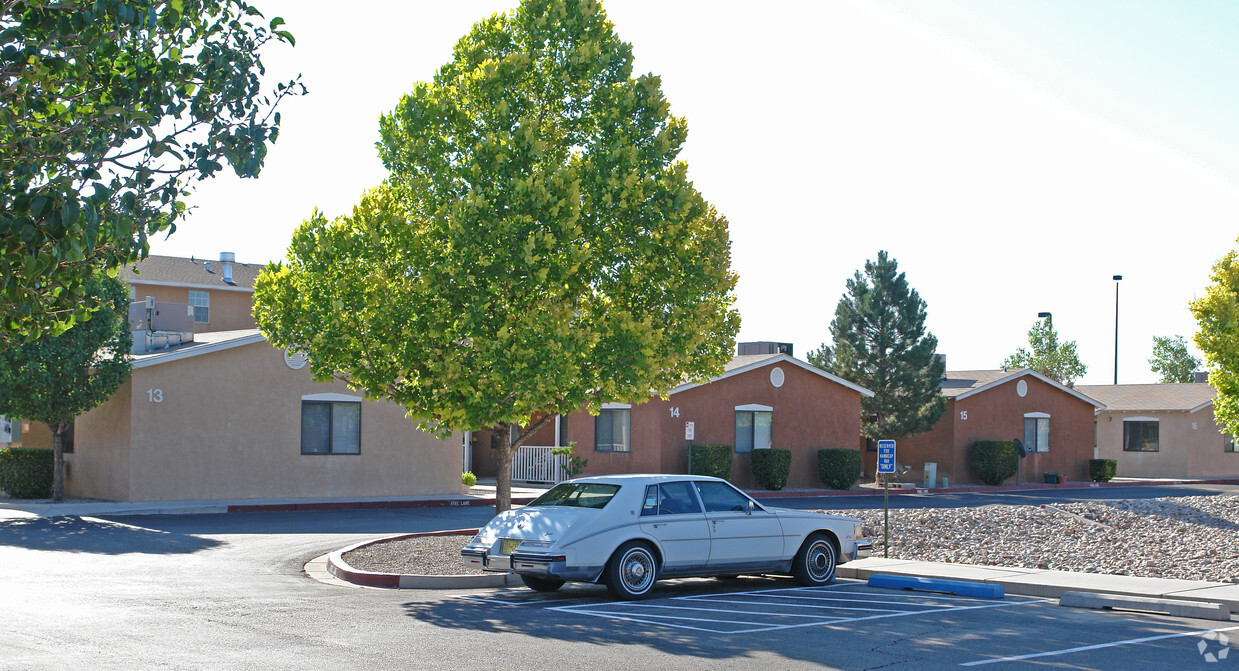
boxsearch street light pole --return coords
[1113,275,1122,385]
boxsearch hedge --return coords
[750,448,791,490]
[689,444,733,481]
[1089,459,1117,483]
[970,440,1018,486]
[0,448,53,499]
[816,448,861,490]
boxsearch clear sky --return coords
[148,0,1239,385]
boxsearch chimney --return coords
[220,252,235,285]
[1195,371,1210,384]
[934,353,947,378]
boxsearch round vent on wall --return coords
[284,347,309,370]
[770,367,785,388]
[1016,379,1028,397]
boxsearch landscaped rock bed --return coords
[341,494,1239,583]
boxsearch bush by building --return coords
[816,448,861,490]
[690,444,733,481]
[0,448,53,499]
[970,440,1018,486]
[750,448,792,490]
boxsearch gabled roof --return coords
[131,329,266,369]
[943,369,1105,408]
[1074,383,1216,413]
[120,255,263,292]
[670,353,875,397]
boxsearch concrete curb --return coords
[747,478,1239,499]
[324,528,522,590]
[1059,590,1231,621]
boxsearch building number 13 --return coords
[147,389,163,403]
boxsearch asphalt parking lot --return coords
[432,577,1239,669]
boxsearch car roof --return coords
[566,474,727,485]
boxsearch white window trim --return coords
[601,402,631,410]
[1123,416,1160,423]
[1024,412,1051,419]
[736,403,774,412]
[302,392,363,403]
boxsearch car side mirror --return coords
[746,500,755,515]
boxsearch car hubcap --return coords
[808,541,834,580]
[622,550,653,592]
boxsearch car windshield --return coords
[527,483,621,509]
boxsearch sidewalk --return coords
[839,557,1239,613]
[1,476,1235,519]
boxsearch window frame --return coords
[300,397,362,455]
[734,404,773,453]
[594,405,631,453]
[1023,412,1050,452]
[188,290,210,323]
[1122,418,1160,452]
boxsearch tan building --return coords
[470,346,875,490]
[1075,383,1238,479]
[120,252,262,334]
[884,369,1105,486]
[62,330,462,502]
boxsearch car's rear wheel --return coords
[792,532,837,586]
[605,541,657,599]
[520,575,565,592]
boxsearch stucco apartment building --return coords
[1076,381,1238,479]
[7,253,462,502]
[470,345,875,490]
[883,369,1105,486]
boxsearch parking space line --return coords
[961,624,1239,666]
[673,596,902,613]
[612,601,864,619]
[550,608,768,634]
[449,594,596,607]
[689,593,958,609]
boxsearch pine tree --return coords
[809,251,945,442]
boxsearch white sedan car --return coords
[461,474,871,599]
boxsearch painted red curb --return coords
[326,528,481,588]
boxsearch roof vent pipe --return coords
[220,252,235,284]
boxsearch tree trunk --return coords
[50,421,66,502]
[493,424,513,515]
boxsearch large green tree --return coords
[808,251,945,443]
[253,0,740,513]
[1004,315,1087,386]
[0,273,132,500]
[1149,335,1202,383]
[1191,242,1239,437]
[0,0,301,347]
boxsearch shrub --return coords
[461,471,477,487]
[552,444,588,478]
[0,448,53,499]
[971,440,1018,486]
[690,444,733,481]
[1089,459,1117,483]
[816,448,862,490]
[750,448,792,490]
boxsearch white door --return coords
[693,480,784,567]
[637,482,710,572]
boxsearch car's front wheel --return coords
[792,532,838,586]
[605,541,657,599]
[520,575,565,592]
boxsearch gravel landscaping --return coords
[341,494,1239,583]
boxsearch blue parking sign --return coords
[877,440,896,474]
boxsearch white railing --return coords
[511,445,569,484]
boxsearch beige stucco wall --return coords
[1096,406,1239,478]
[128,282,256,333]
[69,340,460,502]
[66,380,134,500]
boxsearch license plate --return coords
[500,539,521,555]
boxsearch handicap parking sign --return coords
[877,440,896,474]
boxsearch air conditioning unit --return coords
[145,296,156,309]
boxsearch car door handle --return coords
[651,523,665,528]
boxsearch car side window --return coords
[694,481,753,513]
[640,485,659,516]
[657,482,702,515]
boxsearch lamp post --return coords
[1113,275,1122,384]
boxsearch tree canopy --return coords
[1191,243,1239,437]
[0,0,301,347]
[808,251,945,442]
[1004,315,1087,387]
[253,0,740,512]
[1149,335,1202,384]
[0,273,132,500]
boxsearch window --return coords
[640,482,702,516]
[735,407,772,453]
[595,407,630,452]
[693,480,757,513]
[528,482,620,509]
[188,290,209,323]
[1023,413,1050,452]
[1123,419,1160,452]
[1225,435,1235,453]
[301,401,360,454]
